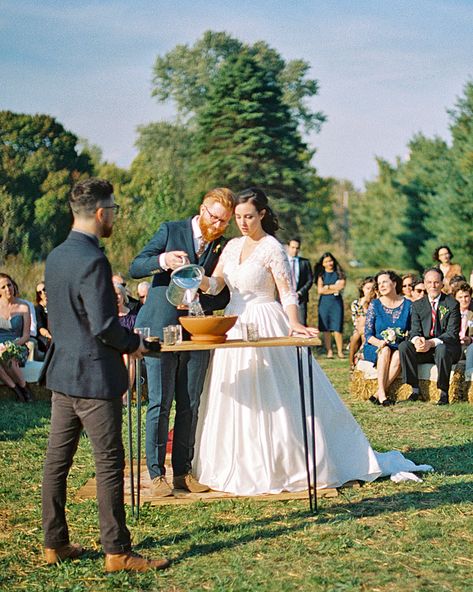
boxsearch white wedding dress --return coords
[193,235,431,495]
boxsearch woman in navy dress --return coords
[364,271,411,406]
[315,252,346,358]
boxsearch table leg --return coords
[126,359,135,518]
[297,346,314,513]
[307,347,317,513]
[135,358,142,519]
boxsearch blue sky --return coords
[1,0,472,188]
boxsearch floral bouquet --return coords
[0,340,27,366]
[377,327,407,353]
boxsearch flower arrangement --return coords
[377,327,407,353]
[438,305,449,320]
[0,340,25,366]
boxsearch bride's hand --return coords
[289,322,319,338]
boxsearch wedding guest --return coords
[114,282,137,403]
[137,281,150,305]
[399,268,461,405]
[130,187,234,497]
[401,273,417,301]
[112,273,140,312]
[314,252,346,359]
[0,273,33,402]
[411,279,426,302]
[349,276,376,370]
[452,282,473,359]
[35,281,51,354]
[434,245,462,294]
[363,271,411,406]
[286,238,313,324]
[41,177,168,571]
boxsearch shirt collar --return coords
[191,216,203,240]
[71,228,100,247]
[429,294,441,307]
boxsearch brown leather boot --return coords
[44,543,84,564]
[151,475,173,497]
[173,473,209,493]
[105,551,170,572]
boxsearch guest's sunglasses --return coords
[414,288,426,294]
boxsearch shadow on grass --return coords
[135,479,473,563]
[0,400,51,441]
[408,442,473,475]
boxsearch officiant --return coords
[129,188,235,497]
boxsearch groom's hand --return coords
[165,251,190,270]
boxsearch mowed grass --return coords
[1,355,473,591]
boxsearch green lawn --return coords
[1,355,473,591]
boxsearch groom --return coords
[130,188,235,496]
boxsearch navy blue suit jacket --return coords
[129,218,230,337]
[41,231,140,399]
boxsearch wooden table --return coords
[127,336,321,518]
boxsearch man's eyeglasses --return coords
[100,204,120,213]
[202,204,229,226]
[414,288,425,294]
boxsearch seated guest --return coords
[0,273,34,401]
[401,273,417,301]
[34,281,51,354]
[12,279,38,359]
[137,281,150,306]
[433,245,462,294]
[114,282,137,403]
[364,271,411,406]
[411,279,426,302]
[399,268,461,405]
[286,238,313,325]
[113,272,140,312]
[349,276,375,370]
[452,282,473,366]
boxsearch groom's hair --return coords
[202,187,235,212]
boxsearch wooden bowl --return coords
[179,315,238,344]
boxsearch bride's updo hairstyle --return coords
[236,187,280,236]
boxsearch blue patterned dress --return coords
[363,298,411,365]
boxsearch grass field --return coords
[1,355,473,591]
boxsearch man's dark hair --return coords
[70,178,114,216]
[288,238,301,245]
[423,267,444,281]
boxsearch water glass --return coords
[163,326,176,346]
[134,327,150,339]
[247,322,259,342]
[174,324,183,344]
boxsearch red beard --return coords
[199,216,225,242]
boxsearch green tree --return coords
[396,134,450,271]
[419,81,473,270]
[350,158,407,269]
[0,111,92,259]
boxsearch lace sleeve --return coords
[267,240,298,308]
[364,300,376,341]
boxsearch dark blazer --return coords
[296,257,313,304]
[129,218,230,336]
[40,231,140,399]
[410,293,461,348]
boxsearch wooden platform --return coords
[76,459,342,506]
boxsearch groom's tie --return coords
[196,238,207,258]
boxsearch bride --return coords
[193,188,431,495]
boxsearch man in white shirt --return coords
[399,268,461,405]
[286,238,313,325]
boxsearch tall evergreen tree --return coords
[350,158,407,269]
[419,82,473,270]
[190,49,316,239]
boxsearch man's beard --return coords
[101,221,113,238]
[199,216,225,242]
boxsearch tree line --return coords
[1,30,472,275]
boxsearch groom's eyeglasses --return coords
[202,204,230,227]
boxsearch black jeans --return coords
[42,392,131,554]
[145,350,209,479]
